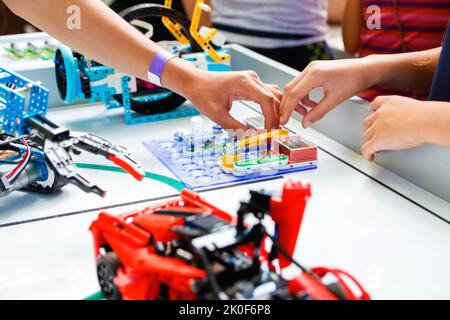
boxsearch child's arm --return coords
[362,96,450,161]
[328,0,347,24]
[342,0,363,54]
[3,0,280,129]
[280,48,441,127]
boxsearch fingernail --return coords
[303,120,312,128]
[280,115,286,124]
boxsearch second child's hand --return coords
[362,96,450,161]
[279,58,378,128]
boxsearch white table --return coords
[0,45,449,300]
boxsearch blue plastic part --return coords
[0,66,49,183]
[183,49,232,72]
[143,128,317,190]
[56,44,79,104]
[0,67,49,135]
[56,44,205,125]
[125,104,200,125]
[13,144,49,182]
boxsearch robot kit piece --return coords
[90,178,370,300]
[0,67,144,198]
[144,116,318,189]
[53,0,230,125]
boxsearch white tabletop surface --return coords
[0,98,449,300]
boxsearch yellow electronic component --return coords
[237,129,289,149]
[221,142,242,169]
[162,0,190,45]
[190,0,231,63]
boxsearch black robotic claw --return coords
[69,132,144,181]
[44,139,108,197]
[1,115,143,198]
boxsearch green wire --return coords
[83,291,104,300]
[75,162,185,192]
[75,163,185,300]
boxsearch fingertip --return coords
[302,116,312,128]
[362,142,374,161]
[295,105,308,117]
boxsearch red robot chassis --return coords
[90,179,370,300]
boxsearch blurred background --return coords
[0,0,348,52]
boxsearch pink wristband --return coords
[147,50,175,87]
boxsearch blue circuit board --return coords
[143,129,318,190]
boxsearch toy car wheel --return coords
[109,0,188,43]
[54,45,78,104]
[113,88,187,115]
[97,252,122,300]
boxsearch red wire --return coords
[6,139,30,180]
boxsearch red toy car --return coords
[90,179,370,300]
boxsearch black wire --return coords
[6,139,32,185]
[265,232,308,273]
[195,247,229,300]
[0,135,29,148]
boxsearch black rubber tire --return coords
[113,89,186,115]
[97,252,122,300]
[109,1,193,115]
[109,0,188,43]
[54,48,69,102]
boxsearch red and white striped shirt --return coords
[358,0,450,101]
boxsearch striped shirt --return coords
[358,0,450,101]
[211,0,328,49]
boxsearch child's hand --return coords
[280,58,378,127]
[162,58,281,130]
[362,96,428,161]
[187,70,282,130]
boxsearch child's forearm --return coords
[421,102,450,148]
[365,48,441,92]
[342,0,362,54]
[3,0,196,97]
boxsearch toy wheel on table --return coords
[54,45,77,104]
[109,0,188,43]
[97,252,122,300]
[112,3,202,115]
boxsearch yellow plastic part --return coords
[220,129,288,169]
[190,0,231,63]
[162,0,190,45]
[237,129,289,149]
[221,153,243,169]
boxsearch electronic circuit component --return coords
[3,40,56,61]
[273,135,318,163]
[144,118,318,189]
[244,116,266,131]
[0,67,144,198]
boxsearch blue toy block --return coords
[0,67,49,135]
